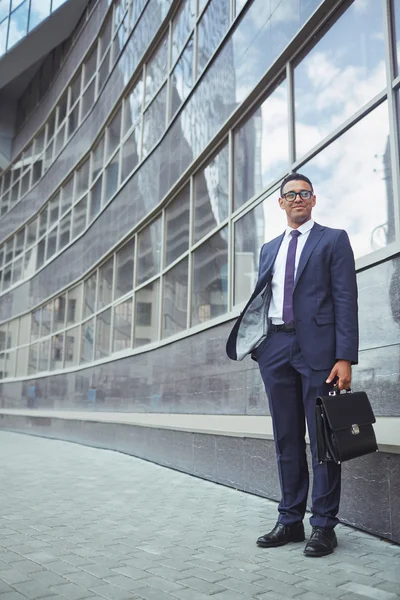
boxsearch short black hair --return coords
[280,173,314,196]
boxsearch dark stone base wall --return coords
[1,414,399,545]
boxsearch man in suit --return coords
[226,173,358,557]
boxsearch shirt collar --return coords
[285,219,314,237]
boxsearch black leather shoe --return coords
[256,522,305,547]
[304,526,337,557]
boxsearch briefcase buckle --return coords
[351,424,360,435]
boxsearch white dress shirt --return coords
[268,219,315,324]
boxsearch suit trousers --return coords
[256,330,341,528]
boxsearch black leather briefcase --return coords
[315,389,378,464]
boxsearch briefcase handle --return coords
[329,384,352,396]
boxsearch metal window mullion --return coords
[383,0,400,240]
[227,129,234,311]
[286,61,296,169]
[187,175,194,329]
[158,210,166,340]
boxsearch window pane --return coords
[115,238,135,299]
[395,0,400,76]
[89,175,103,220]
[7,319,19,349]
[234,80,288,210]
[98,257,114,309]
[107,108,122,159]
[137,217,162,284]
[16,347,29,377]
[145,34,168,105]
[165,184,190,266]
[70,71,82,105]
[82,80,95,119]
[8,0,29,49]
[76,159,90,197]
[67,285,82,325]
[84,46,97,86]
[36,239,45,269]
[48,192,60,227]
[234,192,282,305]
[142,85,167,156]
[124,79,143,133]
[0,324,7,352]
[41,302,53,336]
[53,295,66,331]
[59,213,71,250]
[95,308,111,359]
[72,194,88,237]
[28,343,38,374]
[197,0,230,76]
[113,298,132,352]
[194,143,229,243]
[303,101,394,259]
[134,279,160,347]
[92,135,105,181]
[61,176,74,214]
[38,339,50,372]
[163,258,188,338]
[170,36,194,118]
[171,0,196,64]
[83,272,97,318]
[50,333,64,370]
[104,151,119,202]
[295,0,385,159]
[192,227,228,326]
[121,123,141,181]
[80,318,94,363]
[46,226,57,260]
[64,326,80,367]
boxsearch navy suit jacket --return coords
[226,222,359,371]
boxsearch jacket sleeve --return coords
[330,230,359,364]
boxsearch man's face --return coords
[278,179,316,227]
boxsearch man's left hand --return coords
[326,360,352,390]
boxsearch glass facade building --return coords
[0,0,399,542]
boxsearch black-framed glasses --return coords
[282,190,313,202]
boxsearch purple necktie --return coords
[282,230,301,325]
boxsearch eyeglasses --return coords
[282,190,313,202]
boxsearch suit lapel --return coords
[294,223,325,290]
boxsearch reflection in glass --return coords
[234,80,288,210]
[95,309,111,359]
[192,227,228,326]
[115,238,135,299]
[197,0,230,76]
[92,136,105,181]
[46,226,57,261]
[80,318,94,363]
[165,184,190,266]
[163,258,188,338]
[82,80,95,119]
[104,151,120,202]
[64,326,80,367]
[137,217,162,284]
[124,79,143,133]
[8,0,29,49]
[295,0,385,158]
[83,273,97,318]
[145,34,168,105]
[38,339,50,372]
[98,257,114,309]
[61,177,74,214]
[16,347,29,377]
[171,0,196,64]
[7,319,18,349]
[67,285,81,325]
[134,279,160,347]
[59,213,71,250]
[121,124,141,181]
[170,36,193,118]
[142,85,167,156]
[194,143,229,243]
[28,343,38,375]
[73,195,88,237]
[113,298,132,352]
[76,159,90,197]
[84,47,97,86]
[18,314,30,346]
[89,175,103,221]
[304,101,394,259]
[41,303,52,336]
[53,295,66,331]
[107,108,122,159]
[50,334,64,370]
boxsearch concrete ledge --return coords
[0,409,398,453]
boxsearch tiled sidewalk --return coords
[0,430,399,600]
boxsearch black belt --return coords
[269,322,296,333]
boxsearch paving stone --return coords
[1,432,399,600]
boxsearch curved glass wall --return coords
[0,0,399,383]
